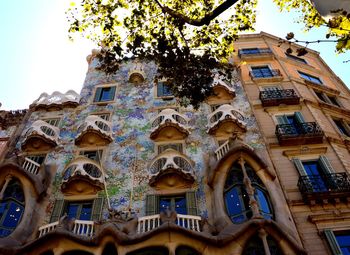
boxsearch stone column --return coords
[238,156,261,218]
[258,228,271,255]
[0,175,12,200]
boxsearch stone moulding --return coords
[30,90,80,111]
[148,149,195,187]
[128,63,146,83]
[207,104,247,135]
[61,156,105,194]
[13,219,306,255]
[21,120,59,151]
[211,75,236,97]
[75,115,113,146]
[150,109,190,140]
[208,140,275,187]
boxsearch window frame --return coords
[332,118,350,137]
[79,149,104,163]
[298,71,323,85]
[285,53,308,64]
[93,85,117,103]
[250,65,274,78]
[156,80,174,99]
[156,142,184,154]
[313,90,341,107]
[43,118,61,127]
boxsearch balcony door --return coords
[276,112,305,135]
[159,196,187,214]
[293,156,335,193]
[301,161,327,192]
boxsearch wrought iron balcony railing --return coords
[238,48,273,58]
[259,89,300,107]
[298,172,350,203]
[275,122,324,145]
[249,69,282,80]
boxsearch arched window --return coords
[126,247,169,255]
[0,178,25,237]
[243,234,283,255]
[224,161,273,224]
[176,245,200,255]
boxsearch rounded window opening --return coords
[224,161,273,224]
[83,163,102,178]
[243,234,283,255]
[63,165,77,180]
[40,126,55,136]
[175,245,200,255]
[0,178,25,237]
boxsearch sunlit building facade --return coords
[0,32,348,255]
[234,32,350,255]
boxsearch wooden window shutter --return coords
[294,112,305,124]
[157,82,164,97]
[186,191,198,216]
[109,86,116,101]
[94,87,102,102]
[319,156,335,174]
[292,158,307,176]
[324,229,342,255]
[145,194,159,215]
[276,115,289,125]
[91,197,104,221]
[50,199,65,223]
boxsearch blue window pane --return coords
[298,71,322,84]
[175,198,187,215]
[159,198,171,213]
[67,204,79,219]
[302,161,327,192]
[336,233,350,255]
[101,88,112,101]
[225,188,243,217]
[2,202,24,228]
[79,204,92,220]
[252,67,273,78]
[256,189,271,216]
[0,228,12,237]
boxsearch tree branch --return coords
[153,0,240,26]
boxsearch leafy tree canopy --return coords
[67,0,350,108]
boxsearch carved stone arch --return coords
[208,141,275,188]
[235,222,306,255]
[0,163,51,246]
[208,141,278,228]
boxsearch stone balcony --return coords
[31,90,80,111]
[150,109,190,141]
[275,122,324,146]
[38,213,201,239]
[38,219,95,238]
[61,156,105,195]
[298,172,350,205]
[259,89,300,107]
[128,63,145,83]
[149,149,195,188]
[137,213,201,233]
[21,120,59,151]
[75,115,113,146]
[207,104,246,136]
[207,75,236,102]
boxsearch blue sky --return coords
[0,0,349,110]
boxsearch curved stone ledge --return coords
[13,219,306,255]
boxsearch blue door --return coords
[302,161,327,192]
